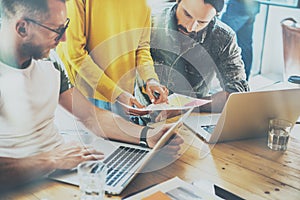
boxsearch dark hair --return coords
[177,0,224,13]
[0,0,65,20]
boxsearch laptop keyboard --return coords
[103,146,149,187]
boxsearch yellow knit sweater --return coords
[57,0,158,102]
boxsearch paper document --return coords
[123,176,218,200]
[119,93,211,112]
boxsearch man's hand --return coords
[44,143,104,170]
[145,79,169,104]
[146,124,184,154]
[0,143,104,191]
[161,134,184,159]
[117,91,150,116]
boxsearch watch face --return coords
[139,141,148,148]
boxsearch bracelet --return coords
[139,126,152,148]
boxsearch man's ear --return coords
[16,20,28,37]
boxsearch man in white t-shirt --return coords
[0,0,183,191]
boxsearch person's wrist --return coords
[139,126,153,148]
[144,79,160,95]
[116,92,126,101]
[146,78,159,85]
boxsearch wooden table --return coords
[1,121,300,200]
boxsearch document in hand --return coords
[123,176,218,200]
[118,93,211,113]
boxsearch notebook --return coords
[49,107,193,195]
[183,89,300,143]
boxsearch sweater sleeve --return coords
[57,0,123,101]
[136,5,159,83]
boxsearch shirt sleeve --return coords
[217,33,250,93]
[136,5,159,82]
[47,50,73,94]
[57,0,124,101]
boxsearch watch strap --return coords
[140,126,152,148]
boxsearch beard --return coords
[177,24,197,39]
[20,42,50,60]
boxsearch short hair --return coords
[0,0,65,20]
[177,0,224,13]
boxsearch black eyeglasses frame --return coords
[24,18,70,41]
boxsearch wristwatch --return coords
[139,126,152,148]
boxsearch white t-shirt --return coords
[0,59,64,158]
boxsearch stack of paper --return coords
[123,176,218,200]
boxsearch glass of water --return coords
[78,161,107,200]
[267,119,293,151]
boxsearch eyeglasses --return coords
[25,18,70,41]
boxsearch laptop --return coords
[49,107,193,195]
[183,89,300,144]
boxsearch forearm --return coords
[84,108,142,144]
[59,88,143,144]
[0,156,55,191]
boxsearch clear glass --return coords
[267,119,293,151]
[78,161,107,200]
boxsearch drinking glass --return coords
[78,161,107,200]
[267,119,293,151]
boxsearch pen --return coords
[153,91,160,99]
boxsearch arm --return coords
[59,87,143,144]
[201,32,249,113]
[135,4,169,104]
[217,33,249,93]
[136,3,158,83]
[57,0,123,101]
[0,145,103,191]
[0,155,55,191]
[50,49,148,143]
[59,88,178,148]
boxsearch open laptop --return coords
[183,89,300,143]
[49,108,193,195]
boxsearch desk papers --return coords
[119,93,211,112]
[123,176,218,200]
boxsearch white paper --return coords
[124,176,219,200]
[119,93,211,112]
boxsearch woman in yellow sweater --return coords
[56,0,168,118]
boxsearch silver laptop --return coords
[183,89,300,143]
[49,108,193,195]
